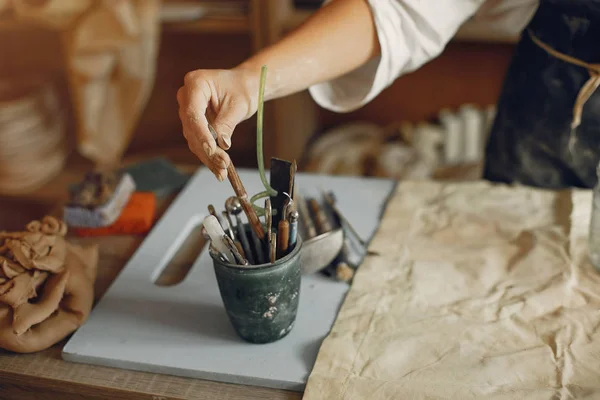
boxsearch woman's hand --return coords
[177,67,258,181]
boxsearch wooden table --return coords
[0,156,302,400]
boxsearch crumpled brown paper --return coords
[0,216,98,353]
[304,182,600,399]
[2,0,161,166]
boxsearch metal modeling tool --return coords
[203,215,233,263]
[223,234,248,266]
[209,123,265,241]
[308,198,332,234]
[249,227,265,264]
[220,211,235,240]
[296,194,317,239]
[225,196,255,265]
[270,231,277,263]
[209,245,228,263]
[287,209,298,251]
[289,160,297,200]
[322,190,367,248]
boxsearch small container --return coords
[589,163,600,270]
[211,224,302,344]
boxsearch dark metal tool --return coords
[225,196,255,265]
[250,227,266,264]
[269,157,293,227]
[287,209,298,251]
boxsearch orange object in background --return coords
[72,192,156,237]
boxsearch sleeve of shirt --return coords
[308,0,487,113]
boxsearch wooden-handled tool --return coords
[308,198,332,234]
[296,194,317,239]
[209,124,265,241]
[277,218,289,258]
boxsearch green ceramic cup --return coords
[211,225,303,344]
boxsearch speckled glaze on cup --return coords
[211,225,302,344]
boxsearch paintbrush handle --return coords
[227,162,266,240]
[277,220,289,258]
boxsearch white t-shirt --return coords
[309,0,539,112]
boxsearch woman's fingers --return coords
[212,99,247,151]
[182,124,229,181]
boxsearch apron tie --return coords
[528,29,600,130]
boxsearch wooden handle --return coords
[308,198,331,234]
[270,231,277,263]
[277,220,289,258]
[227,162,265,240]
[234,240,245,259]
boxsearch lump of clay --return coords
[0,216,98,353]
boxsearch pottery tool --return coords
[234,241,246,259]
[209,123,265,241]
[72,192,157,237]
[270,231,277,263]
[209,245,229,263]
[225,196,255,265]
[265,198,272,246]
[223,234,248,266]
[322,190,367,249]
[296,194,317,239]
[208,204,218,218]
[269,157,293,227]
[250,227,266,264]
[289,160,297,201]
[277,217,289,259]
[203,215,233,263]
[209,204,233,239]
[219,211,235,239]
[287,209,299,250]
[308,198,332,235]
[62,168,396,392]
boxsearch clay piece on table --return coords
[64,170,136,228]
[0,216,98,353]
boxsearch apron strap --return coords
[528,29,600,130]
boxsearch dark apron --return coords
[483,0,600,189]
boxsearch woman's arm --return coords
[237,0,381,101]
[177,0,379,180]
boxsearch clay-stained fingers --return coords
[182,124,229,181]
[177,82,217,158]
[211,99,248,151]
